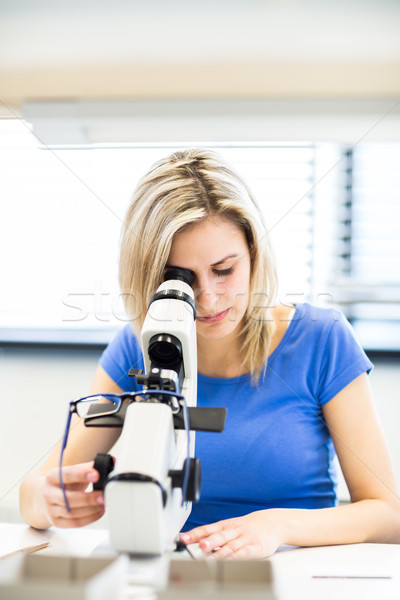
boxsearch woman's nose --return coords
[194,279,222,312]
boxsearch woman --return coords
[20,149,400,559]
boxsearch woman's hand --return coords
[181,510,284,559]
[42,462,105,528]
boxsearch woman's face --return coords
[166,216,251,343]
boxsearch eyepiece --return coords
[164,267,194,287]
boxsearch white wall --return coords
[0,346,399,523]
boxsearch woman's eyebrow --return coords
[211,254,239,267]
[165,254,239,270]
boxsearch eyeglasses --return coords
[59,390,186,513]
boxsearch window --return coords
[0,118,399,352]
[331,144,400,351]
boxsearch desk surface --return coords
[271,542,400,600]
[1,523,400,600]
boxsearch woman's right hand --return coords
[19,367,123,530]
[42,462,105,528]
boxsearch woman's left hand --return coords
[180,509,284,559]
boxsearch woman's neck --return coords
[196,304,295,379]
[196,334,247,379]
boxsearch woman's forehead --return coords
[168,217,248,266]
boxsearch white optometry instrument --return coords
[85,267,226,556]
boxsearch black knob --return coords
[169,457,202,503]
[185,457,201,503]
[93,453,115,490]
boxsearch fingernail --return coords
[96,495,104,505]
[86,472,97,482]
[181,533,191,542]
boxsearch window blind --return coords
[332,144,400,351]
[1,119,398,350]
[0,121,315,344]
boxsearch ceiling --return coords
[1,0,400,68]
[0,0,399,112]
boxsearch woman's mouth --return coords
[196,309,230,324]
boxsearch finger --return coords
[198,528,240,554]
[208,534,256,560]
[52,489,105,510]
[51,503,105,521]
[208,544,234,560]
[67,490,104,510]
[51,507,105,529]
[181,520,227,545]
[44,486,104,508]
[47,463,99,487]
[64,482,96,492]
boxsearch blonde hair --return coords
[119,149,278,382]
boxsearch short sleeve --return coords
[317,311,373,406]
[99,324,144,391]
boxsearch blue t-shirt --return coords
[100,303,373,529]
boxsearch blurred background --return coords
[0,0,399,522]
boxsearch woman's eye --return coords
[213,267,234,277]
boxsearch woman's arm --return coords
[181,373,400,558]
[19,366,123,530]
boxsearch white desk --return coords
[269,543,400,600]
[2,523,400,599]
[0,522,110,559]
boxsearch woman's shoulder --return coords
[292,302,346,335]
[272,302,373,404]
[99,324,144,390]
[294,300,342,319]
[271,302,343,347]
[291,301,372,367]
[105,323,142,353]
[272,302,360,360]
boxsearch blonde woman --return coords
[20,149,400,559]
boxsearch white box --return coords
[0,553,126,600]
[160,559,276,599]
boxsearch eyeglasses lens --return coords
[76,395,120,418]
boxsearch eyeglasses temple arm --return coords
[59,408,73,513]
